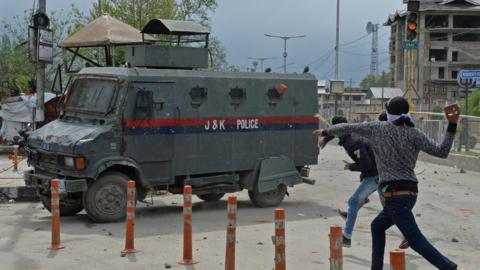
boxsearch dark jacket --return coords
[325,134,378,180]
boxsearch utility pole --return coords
[247,57,277,71]
[264,34,306,73]
[335,0,340,79]
[98,0,102,14]
[366,22,379,77]
[35,0,46,125]
[349,78,353,121]
[333,0,341,116]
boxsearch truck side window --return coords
[133,90,154,119]
[190,87,207,108]
[229,87,246,105]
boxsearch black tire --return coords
[39,194,84,216]
[197,193,225,202]
[83,172,130,223]
[248,184,287,208]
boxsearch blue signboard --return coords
[458,70,480,79]
[458,70,480,88]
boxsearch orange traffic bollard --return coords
[121,180,139,255]
[390,249,406,270]
[12,145,19,172]
[48,179,64,250]
[273,208,286,270]
[225,195,237,270]
[179,185,198,265]
[329,225,343,270]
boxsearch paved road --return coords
[0,145,478,270]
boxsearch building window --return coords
[430,32,448,41]
[439,67,445,79]
[425,15,449,28]
[451,71,458,79]
[452,51,458,62]
[453,15,480,28]
[453,33,480,42]
[429,49,448,61]
[353,96,362,101]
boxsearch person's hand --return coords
[318,137,327,149]
[444,104,460,124]
[313,129,324,137]
[342,160,351,170]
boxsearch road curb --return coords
[0,186,39,202]
[419,152,480,172]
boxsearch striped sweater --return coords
[323,121,457,184]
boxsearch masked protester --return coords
[321,116,381,247]
[315,96,459,270]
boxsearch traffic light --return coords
[406,0,419,41]
[406,12,418,41]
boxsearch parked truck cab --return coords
[25,19,319,222]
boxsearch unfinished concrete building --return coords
[386,0,480,109]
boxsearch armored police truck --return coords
[25,19,319,222]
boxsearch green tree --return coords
[360,71,392,90]
[464,88,480,116]
[0,7,84,97]
[84,0,227,70]
[0,34,34,97]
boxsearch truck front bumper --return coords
[24,170,88,194]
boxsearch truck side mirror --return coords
[133,90,154,119]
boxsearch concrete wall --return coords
[419,152,480,172]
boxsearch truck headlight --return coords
[64,157,75,168]
[64,156,86,170]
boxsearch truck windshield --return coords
[65,78,117,114]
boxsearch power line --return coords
[341,50,389,56]
[306,48,335,66]
[312,53,334,72]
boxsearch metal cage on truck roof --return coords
[140,19,210,47]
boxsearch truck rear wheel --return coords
[197,193,225,202]
[248,184,287,208]
[39,194,84,216]
[83,172,129,223]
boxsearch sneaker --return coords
[337,209,348,220]
[398,239,410,249]
[343,235,351,248]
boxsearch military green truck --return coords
[25,19,318,222]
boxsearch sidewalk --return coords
[0,154,37,202]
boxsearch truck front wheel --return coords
[39,194,83,216]
[248,184,287,208]
[83,172,129,223]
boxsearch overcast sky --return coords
[1,0,405,86]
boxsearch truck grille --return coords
[40,153,59,168]
[32,151,62,170]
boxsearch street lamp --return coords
[264,34,306,73]
[247,56,277,71]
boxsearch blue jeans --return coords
[371,195,457,270]
[344,175,382,239]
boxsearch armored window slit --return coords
[190,87,208,107]
[229,87,246,105]
[267,88,282,105]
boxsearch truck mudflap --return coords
[24,170,88,193]
[256,156,304,193]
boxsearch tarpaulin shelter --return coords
[0,93,56,141]
[59,14,155,73]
